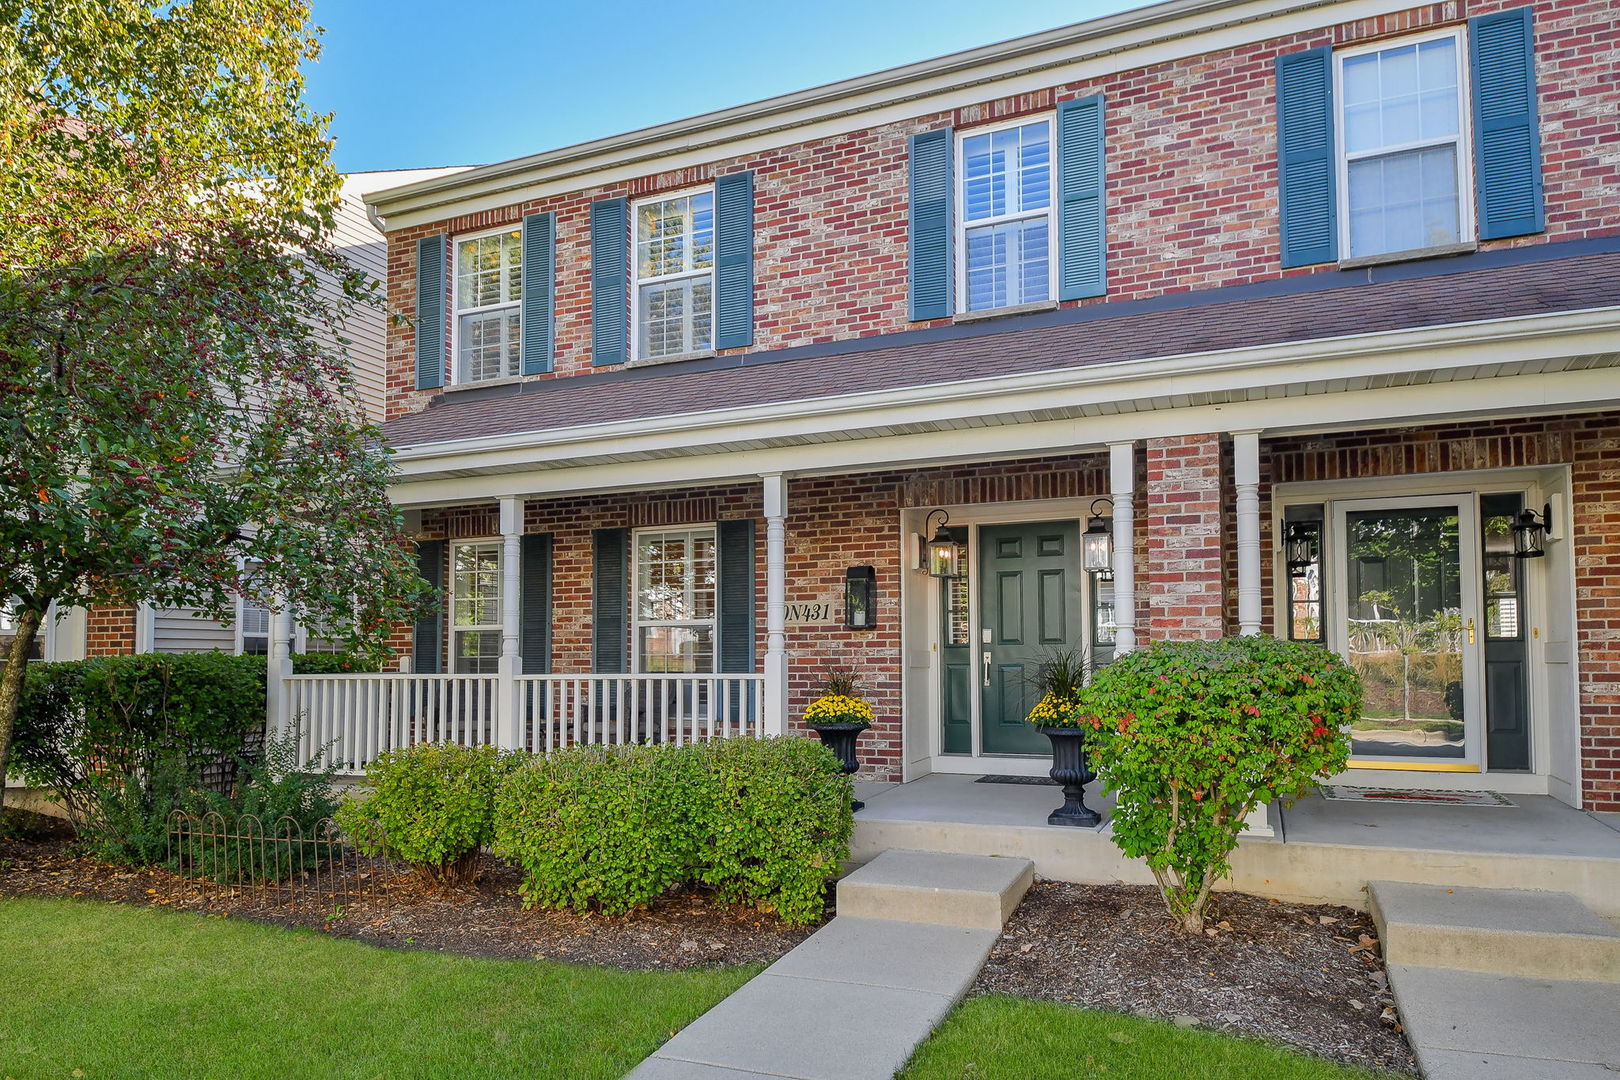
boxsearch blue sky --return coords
[303,0,1139,174]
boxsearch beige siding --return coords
[152,607,236,654]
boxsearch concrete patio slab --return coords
[763,916,997,996]
[1388,964,1620,1076]
[627,971,956,1080]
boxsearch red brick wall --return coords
[1260,414,1620,810]
[385,0,1620,421]
[85,607,135,656]
[1144,434,1227,640]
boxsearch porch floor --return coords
[850,775,1620,918]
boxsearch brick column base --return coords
[1144,433,1226,641]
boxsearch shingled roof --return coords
[381,243,1620,450]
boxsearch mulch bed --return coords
[0,819,812,972]
[976,881,1415,1074]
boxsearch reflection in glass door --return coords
[1332,498,1482,769]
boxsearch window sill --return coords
[1337,241,1477,270]
[953,299,1060,323]
[626,349,716,369]
[441,374,525,395]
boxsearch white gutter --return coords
[388,306,1620,475]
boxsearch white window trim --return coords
[630,523,718,674]
[448,224,524,387]
[1332,26,1476,261]
[953,113,1058,315]
[448,537,504,674]
[630,185,717,363]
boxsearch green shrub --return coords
[10,653,268,855]
[492,744,700,915]
[290,651,380,675]
[692,737,851,925]
[493,737,851,925]
[1076,635,1359,933]
[338,742,522,887]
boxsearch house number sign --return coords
[784,601,839,626]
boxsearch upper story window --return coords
[958,118,1053,312]
[1337,30,1471,259]
[454,228,523,383]
[450,540,503,673]
[635,191,714,360]
[634,527,716,673]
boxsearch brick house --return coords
[315,0,1619,810]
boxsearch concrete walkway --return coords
[1370,881,1620,1079]
[626,850,1032,1080]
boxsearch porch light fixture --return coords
[921,510,963,578]
[1511,503,1552,559]
[1284,521,1321,578]
[845,566,877,628]
[1082,499,1113,574]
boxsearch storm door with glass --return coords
[1330,497,1483,770]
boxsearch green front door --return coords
[979,520,1082,755]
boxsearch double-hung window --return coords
[450,541,503,673]
[454,228,523,383]
[633,527,716,673]
[1338,30,1471,259]
[635,192,714,360]
[237,561,270,656]
[958,118,1054,312]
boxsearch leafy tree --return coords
[0,1,431,809]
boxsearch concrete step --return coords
[1369,880,1620,982]
[836,848,1033,930]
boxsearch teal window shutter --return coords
[520,533,552,673]
[1057,95,1107,300]
[714,172,754,350]
[412,539,444,673]
[414,235,445,389]
[521,213,555,375]
[908,129,953,321]
[590,198,628,366]
[1470,7,1544,240]
[592,528,629,672]
[1276,46,1337,267]
[716,520,755,673]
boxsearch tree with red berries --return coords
[0,0,430,809]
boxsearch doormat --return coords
[1318,785,1514,807]
[975,775,1058,786]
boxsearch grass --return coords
[899,995,1387,1080]
[0,897,754,1080]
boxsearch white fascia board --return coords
[388,307,1620,479]
[370,0,1407,230]
[387,364,1620,507]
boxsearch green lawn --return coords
[0,897,754,1080]
[899,995,1386,1080]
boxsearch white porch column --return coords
[266,606,294,737]
[762,473,788,735]
[1109,441,1137,655]
[1233,430,1263,637]
[496,495,523,750]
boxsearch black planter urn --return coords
[809,721,870,811]
[1039,726,1100,828]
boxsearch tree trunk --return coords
[0,607,44,815]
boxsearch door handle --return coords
[982,652,992,687]
[1466,618,1476,645]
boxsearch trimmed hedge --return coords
[338,742,523,887]
[493,737,851,925]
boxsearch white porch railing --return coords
[281,671,768,774]
[521,674,766,753]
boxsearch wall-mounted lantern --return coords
[919,510,963,578]
[1284,521,1322,578]
[844,565,877,628]
[1082,498,1113,574]
[1512,503,1552,559]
